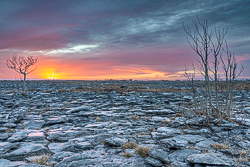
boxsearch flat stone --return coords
[244,107,250,114]
[105,137,128,147]
[238,140,250,149]
[0,133,9,140]
[66,105,90,114]
[48,143,76,154]
[10,109,26,123]
[160,138,188,149]
[187,153,235,166]
[24,120,45,130]
[54,151,102,167]
[145,109,175,115]
[195,140,215,150]
[3,143,48,161]
[8,131,28,143]
[51,152,76,162]
[85,122,109,129]
[152,116,171,122]
[3,122,17,128]
[0,159,26,167]
[47,131,78,142]
[45,116,67,125]
[0,142,20,154]
[48,141,93,154]
[160,135,205,149]
[0,127,8,132]
[168,149,201,162]
[156,127,181,137]
[148,149,170,163]
[145,157,164,166]
[171,161,192,167]
[23,131,48,144]
[75,142,94,150]
[103,162,123,167]
[21,164,50,167]
[246,129,250,139]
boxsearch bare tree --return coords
[183,14,243,120]
[6,54,38,92]
[221,43,244,117]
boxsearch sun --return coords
[45,72,64,79]
[40,68,63,79]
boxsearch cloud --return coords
[35,44,99,55]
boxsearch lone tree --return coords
[6,54,38,92]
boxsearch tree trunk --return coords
[23,74,27,92]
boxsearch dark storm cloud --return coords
[1,0,249,51]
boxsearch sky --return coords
[0,0,249,80]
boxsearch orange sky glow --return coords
[31,59,183,80]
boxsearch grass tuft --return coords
[121,152,134,157]
[95,117,102,122]
[130,115,140,121]
[135,146,151,157]
[186,146,201,150]
[122,142,138,150]
[210,143,232,150]
[238,149,248,157]
[29,154,51,165]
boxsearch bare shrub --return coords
[183,14,243,120]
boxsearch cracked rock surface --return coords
[0,80,250,166]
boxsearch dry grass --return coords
[184,124,191,130]
[130,115,140,121]
[140,132,150,135]
[121,152,134,157]
[186,146,201,150]
[238,149,248,157]
[6,128,14,132]
[122,142,138,150]
[45,128,50,132]
[5,80,250,94]
[176,113,183,117]
[147,127,153,131]
[29,154,51,165]
[95,117,102,122]
[135,146,151,157]
[234,135,244,140]
[162,120,171,125]
[210,143,232,150]
[39,81,196,93]
[202,150,212,153]
[234,157,250,163]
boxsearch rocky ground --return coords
[0,80,250,167]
